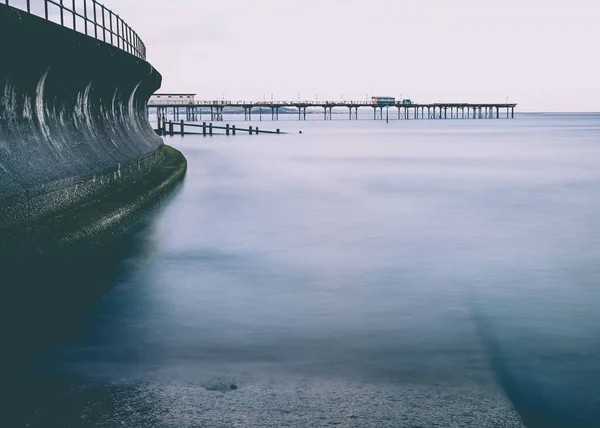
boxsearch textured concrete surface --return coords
[0,5,184,253]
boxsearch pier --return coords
[148,97,517,122]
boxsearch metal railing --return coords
[148,100,411,107]
[2,0,146,60]
[148,100,518,107]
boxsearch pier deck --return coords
[148,100,517,122]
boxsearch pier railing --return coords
[148,99,518,108]
[2,0,146,59]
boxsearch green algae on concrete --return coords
[0,145,187,257]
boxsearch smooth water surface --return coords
[5,113,600,427]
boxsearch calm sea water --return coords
[4,113,600,427]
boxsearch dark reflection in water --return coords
[3,114,600,427]
[1,221,152,424]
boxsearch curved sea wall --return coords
[0,4,185,253]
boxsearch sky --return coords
[100,0,599,112]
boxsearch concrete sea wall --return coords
[0,4,185,253]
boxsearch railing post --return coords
[169,120,173,136]
[180,120,184,135]
[83,0,87,34]
[59,0,64,26]
[249,126,253,135]
[101,6,106,42]
[232,125,236,136]
[115,16,120,49]
[202,122,206,136]
[27,0,31,13]
[276,129,280,134]
[93,1,97,39]
[226,124,230,136]
[209,123,213,136]
[109,10,113,45]
[122,20,126,51]
[255,127,259,135]
[125,26,129,53]
[45,0,49,19]
[72,0,76,30]
[121,21,125,51]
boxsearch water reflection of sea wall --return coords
[0,5,185,253]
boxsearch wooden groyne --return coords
[156,118,284,136]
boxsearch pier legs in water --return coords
[149,104,516,125]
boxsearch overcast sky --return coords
[102,0,599,112]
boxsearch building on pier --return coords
[371,96,396,106]
[150,93,196,105]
